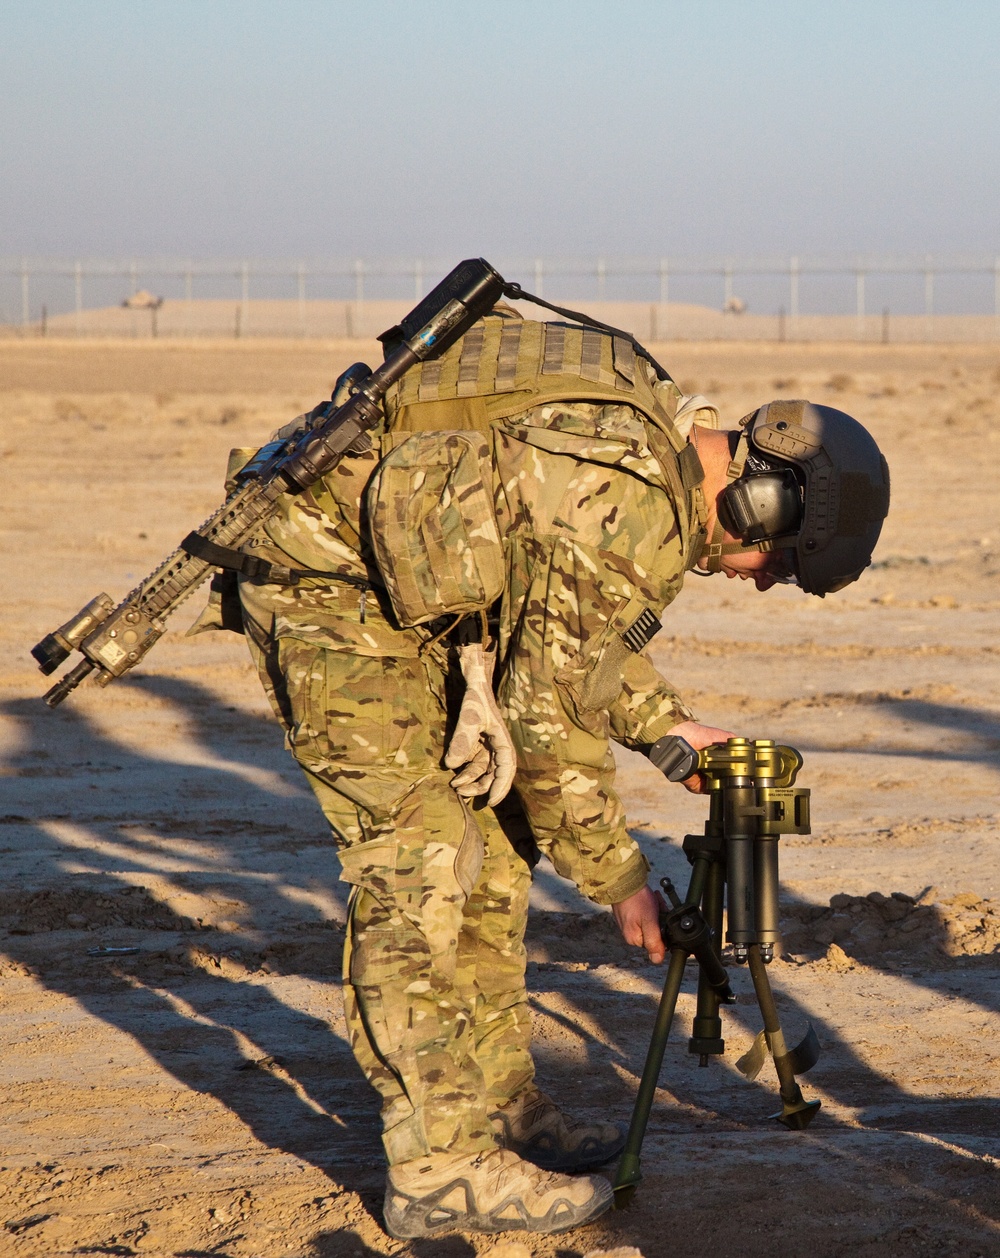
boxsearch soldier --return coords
[227,310,889,1238]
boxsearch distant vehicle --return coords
[121,289,163,310]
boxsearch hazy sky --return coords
[1,0,997,261]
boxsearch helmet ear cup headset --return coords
[704,400,890,596]
[718,464,803,544]
[699,428,802,576]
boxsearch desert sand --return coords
[1,337,998,1257]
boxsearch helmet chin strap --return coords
[698,429,771,572]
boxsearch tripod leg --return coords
[745,945,821,1130]
[612,944,688,1205]
[689,856,726,1064]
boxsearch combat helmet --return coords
[709,400,890,597]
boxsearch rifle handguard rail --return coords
[33,258,507,706]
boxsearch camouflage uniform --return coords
[235,319,706,1166]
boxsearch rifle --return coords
[32,258,506,707]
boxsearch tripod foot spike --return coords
[612,1152,642,1208]
[772,1097,822,1130]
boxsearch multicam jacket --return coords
[240,314,711,904]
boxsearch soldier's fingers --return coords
[451,768,490,794]
[667,720,736,751]
[444,728,483,770]
[453,772,493,797]
[643,916,666,964]
[486,743,516,806]
[454,777,492,798]
[450,745,492,791]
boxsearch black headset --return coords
[717,433,804,545]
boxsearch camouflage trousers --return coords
[246,628,536,1166]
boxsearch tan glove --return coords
[444,641,516,806]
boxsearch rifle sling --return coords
[501,283,673,382]
[180,532,374,589]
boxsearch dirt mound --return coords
[781,889,1000,963]
[0,928,347,985]
[0,885,193,933]
[133,934,346,981]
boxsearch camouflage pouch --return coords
[366,431,505,627]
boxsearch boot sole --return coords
[384,1176,613,1239]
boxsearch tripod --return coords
[613,737,821,1205]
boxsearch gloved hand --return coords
[444,641,516,806]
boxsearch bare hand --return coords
[612,884,666,964]
[665,719,736,793]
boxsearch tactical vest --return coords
[384,311,677,436]
[343,314,706,628]
[261,313,707,622]
[381,312,706,559]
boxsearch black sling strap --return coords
[501,282,674,383]
[180,532,374,590]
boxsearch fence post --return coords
[995,256,1000,340]
[855,267,865,341]
[75,261,83,336]
[658,258,668,338]
[297,262,305,337]
[352,259,364,338]
[924,255,934,342]
[241,261,249,336]
[183,264,192,337]
[21,259,29,329]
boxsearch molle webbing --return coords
[385,315,654,430]
[382,314,708,568]
[457,323,486,395]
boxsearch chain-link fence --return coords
[2,255,999,341]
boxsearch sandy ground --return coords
[1,338,998,1258]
